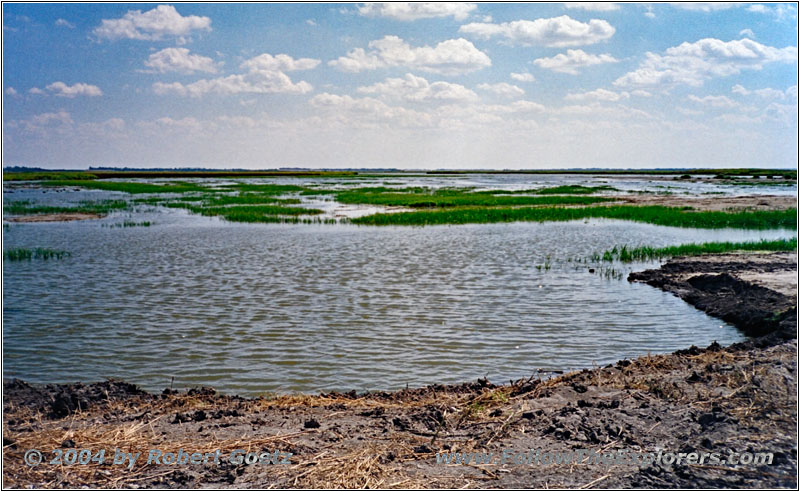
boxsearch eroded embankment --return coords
[3,252,797,489]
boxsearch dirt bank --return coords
[3,253,797,489]
[629,252,797,339]
[4,212,103,223]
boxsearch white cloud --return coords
[510,72,535,82]
[564,3,620,11]
[533,49,618,74]
[306,19,317,26]
[687,94,738,108]
[357,73,477,102]
[739,28,755,39]
[93,5,211,41]
[153,73,311,97]
[732,84,795,99]
[731,84,749,95]
[357,3,477,21]
[671,3,738,12]
[459,15,615,47]
[614,38,797,87]
[144,48,219,74]
[240,53,320,72]
[477,82,525,98]
[5,87,18,96]
[45,81,102,97]
[309,93,434,128]
[753,88,786,99]
[644,6,656,18]
[28,87,44,95]
[153,53,316,97]
[746,3,797,19]
[32,111,73,125]
[631,89,652,97]
[565,88,629,102]
[329,35,491,76]
[677,107,703,116]
[55,18,75,28]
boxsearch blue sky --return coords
[2,2,797,169]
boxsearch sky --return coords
[2,2,798,170]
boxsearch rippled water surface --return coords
[3,175,795,394]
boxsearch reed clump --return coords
[4,248,71,261]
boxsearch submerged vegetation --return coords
[104,221,152,228]
[598,238,797,262]
[4,248,71,261]
[351,205,797,229]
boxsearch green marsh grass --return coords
[333,189,614,208]
[41,180,209,194]
[203,194,302,206]
[4,200,130,215]
[4,248,71,261]
[351,205,797,229]
[220,183,305,194]
[3,171,97,181]
[599,238,797,262]
[168,203,324,223]
[530,185,618,195]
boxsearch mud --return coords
[629,252,797,339]
[3,252,797,489]
[5,212,104,222]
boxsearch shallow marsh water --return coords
[3,175,796,395]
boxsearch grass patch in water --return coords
[334,188,613,208]
[41,180,209,194]
[4,248,71,261]
[203,194,302,206]
[351,205,797,229]
[4,200,130,215]
[168,203,324,223]
[220,183,305,194]
[530,185,618,194]
[599,238,797,262]
[104,221,152,228]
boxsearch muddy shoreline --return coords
[3,252,797,488]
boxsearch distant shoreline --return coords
[3,167,798,181]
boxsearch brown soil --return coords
[5,213,103,223]
[615,194,796,212]
[3,253,797,489]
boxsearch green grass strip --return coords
[600,238,797,262]
[41,180,209,194]
[168,203,324,223]
[334,190,613,208]
[351,205,797,229]
[4,200,130,215]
